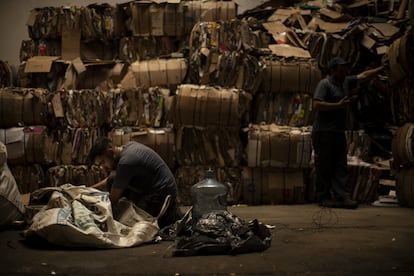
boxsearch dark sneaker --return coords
[337,199,359,209]
[319,199,336,208]
[319,199,358,209]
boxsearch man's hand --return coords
[91,177,109,191]
[338,96,351,107]
[109,187,124,205]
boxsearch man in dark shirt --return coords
[88,137,181,228]
[312,57,383,209]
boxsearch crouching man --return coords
[88,137,182,228]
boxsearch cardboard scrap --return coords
[313,17,350,33]
[268,44,311,58]
[24,56,59,73]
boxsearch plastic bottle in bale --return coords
[191,169,228,224]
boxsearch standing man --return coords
[312,57,384,209]
[88,137,181,228]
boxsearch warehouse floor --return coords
[1,204,414,275]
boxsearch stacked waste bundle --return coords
[0,87,109,192]
[187,19,266,95]
[40,96,108,189]
[392,123,414,207]
[390,18,414,207]
[24,4,125,62]
[0,60,16,88]
[172,84,249,205]
[13,1,240,195]
[107,57,188,168]
[0,88,51,193]
[345,130,386,203]
[385,2,414,207]
[120,0,237,61]
[242,124,312,204]
[234,7,319,205]
[173,16,259,206]
[255,11,321,126]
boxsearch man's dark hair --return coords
[87,137,113,165]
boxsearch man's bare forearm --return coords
[357,66,384,83]
[92,177,108,190]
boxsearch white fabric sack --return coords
[24,184,170,248]
[0,142,25,228]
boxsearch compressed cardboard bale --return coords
[241,167,307,205]
[347,163,381,203]
[188,21,264,94]
[108,87,172,128]
[175,126,242,167]
[391,123,414,167]
[0,126,50,165]
[131,58,187,87]
[252,92,312,126]
[126,1,236,37]
[47,165,106,187]
[173,84,248,127]
[396,167,414,207]
[58,89,107,128]
[246,124,312,168]
[9,164,45,194]
[46,127,103,165]
[0,88,49,128]
[80,41,117,62]
[261,58,320,94]
[19,39,61,62]
[183,0,237,35]
[110,127,175,168]
[118,36,178,62]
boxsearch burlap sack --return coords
[24,184,171,248]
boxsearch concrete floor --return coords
[1,204,414,275]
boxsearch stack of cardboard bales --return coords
[0,0,412,205]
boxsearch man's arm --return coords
[356,66,384,84]
[313,96,351,111]
[109,187,124,204]
[91,177,109,190]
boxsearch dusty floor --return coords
[1,204,414,275]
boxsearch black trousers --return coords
[107,176,183,228]
[126,191,183,229]
[312,131,350,202]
